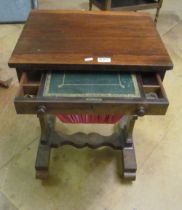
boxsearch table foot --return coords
[36,169,49,179]
[123,172,136,181]
[122,147,137,181]
[35,144,51,179]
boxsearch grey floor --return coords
[0,1,182,210]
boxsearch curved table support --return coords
[35,113,138,181]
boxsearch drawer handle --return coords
[137,106,145,117]
[37,105,46,115]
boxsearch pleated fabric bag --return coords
[57,114,123,124]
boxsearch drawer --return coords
[14,72,169,116]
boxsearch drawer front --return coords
[14,72,169,116]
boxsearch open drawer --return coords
[14,71,169,116]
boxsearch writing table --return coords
[9,10,173,181]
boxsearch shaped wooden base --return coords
[35,113,137,181]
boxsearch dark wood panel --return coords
[9,10,173,72]
[14,98,168,115]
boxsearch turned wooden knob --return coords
[37,105,46,115]
[137,106,145,117]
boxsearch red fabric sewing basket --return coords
[57,114,123,124]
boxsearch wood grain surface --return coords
[8,10,173,72]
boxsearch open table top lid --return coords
[8,10,173,72]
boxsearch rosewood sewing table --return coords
[8,10,173,181]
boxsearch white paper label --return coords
[97,57,111,63]
[84,57,94,62]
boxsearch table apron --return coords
[14,99,168,115]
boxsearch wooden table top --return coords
[9,10,173,72]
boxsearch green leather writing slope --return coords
[43,72,140,98]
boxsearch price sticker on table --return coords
[97,57,111,63]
